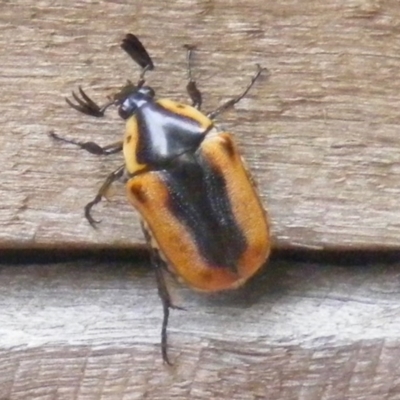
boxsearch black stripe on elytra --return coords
[134,102,208,168]
[161,153,247,271]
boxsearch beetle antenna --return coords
[184,44,202,109]
[121,34,154,87]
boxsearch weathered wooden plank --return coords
[1,0,400,250]
[1,260,400,399]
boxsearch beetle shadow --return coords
[189,248,400,310]
[181,258,291,309]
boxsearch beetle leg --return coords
[207,64,268,120]
[184,45,202,109]
[153,257,185,365]
[154,265,174,365]
[66,86,115,117]
[84,165,125,226]
[141,224,184,365]
[49,132,123,156]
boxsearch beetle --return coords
[50,33,271,364]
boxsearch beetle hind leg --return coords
[184,44,202,109]
[154,266,174,365]
[141,224,183,365]
[207,64,268,120]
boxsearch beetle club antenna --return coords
[121,33,154,87]
[184,44,202,109]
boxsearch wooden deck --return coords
[1,0,400,398]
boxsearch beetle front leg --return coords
[207,64,268,120]
[184,45,202,109]
[84,164,125,226]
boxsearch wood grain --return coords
[1,260,400,399]
[1,0,400,251]
[2,1,400,398]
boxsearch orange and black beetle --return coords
[50,33,270,364]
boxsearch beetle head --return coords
[118,86,155,120]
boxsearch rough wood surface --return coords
[2,1,400,398]
[1,260,400,399]
[1,0,400,251]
